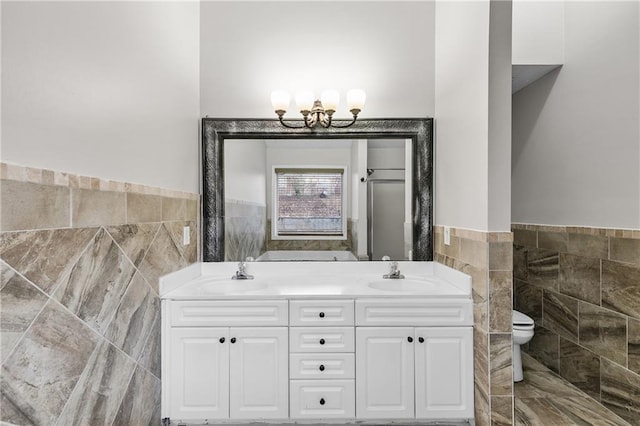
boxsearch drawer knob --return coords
[319,338,325,345]
[319,364,325,371]
[319,398,326,405]
[319,312,325,318]
[230,337,236,344]
[219,337,225,344]
[419,337,425,343]
[407,336,413,343]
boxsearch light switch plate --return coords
[183,226,190,245]
[444,226,451,246]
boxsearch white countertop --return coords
[160,261,472,300]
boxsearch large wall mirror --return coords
[202,118,433,262]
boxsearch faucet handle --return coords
[381,255,391,261]
[246,256,254,262]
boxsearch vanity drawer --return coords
[290,380,355,419]
[290,300,354,326]
[355,299,473,327]
[290,353,355,379]
[169,300,288,327]
[290,327,355,352]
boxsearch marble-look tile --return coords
[455,261,487,304]
[162,196,186,221]
[514,367,585,399]
[567,232,609,259]
[186,198,199,222]
[113,366,161,426]
[106,223,160,267]
[55,339,136,426]
[0,263,48,362]
[526,248,559,291]
[474,383,490,426]
[475,301,488,333]
[579,302,627,366]
[489,271,512,332]
[458,238,488,269]
[516,397,630,426]
[537,231,568,253]
[515,280,543,326]
[558,253,601,305]
[602,260,640,319]
[490,333,513,396]
[559,337,601,400]
[629,317,640,375]
[489,241,513,271]
[0,180,70,231]
[474,327,490,396]
[434,230,460,259]
[0,228,98,294]
[126,193,162,223]
[526,325,559,373]
[138,224,188,293]
[0,301,98,425]
[71,188,126,227]
[543,291,579,343]
[610,237,640,265]
[513,229,536,248]
[491,396,513,425]
[54,229,137,334]
[601,358,640,424]
[104,272,159,361]
[165,221,198,264]
[137,316,161,379]
[513,245,528,282]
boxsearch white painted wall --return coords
[512,1,640,228]
[224,140,267,205]
[199,1,435,119]
[1,1,200,193]
[512,0,564,65]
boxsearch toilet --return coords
[512,310,535,382]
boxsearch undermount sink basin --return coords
[368,279,434,292]
[199,280,267,294]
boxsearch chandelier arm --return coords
[326,114,358,128]
[277,115,308,129]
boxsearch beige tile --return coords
[459,238,488,269]
[630,318,640,376]
[489,270,512,332]
[186,199,199,222]
[71,189,126,227]
[126,193,162,224]
[578,302,627,366]
[1,180,70,231]
[161,197,186,221]
[490,333,513,396]
[491,396,513,425]
[489,241,513,271]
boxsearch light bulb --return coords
[320,90,340,112]
[347,89,366,111]
[271,90,290,112]
[295,90,315,112]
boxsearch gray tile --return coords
[55,339,136,426]
[579,302,627,366]
[543,291,579,343]
[0,262,48,362]
[527,248,559,291]
[513,245,528,282]
[490,333,513,396]
[474,327,489,397]
[0,228,98,294]
[491,395,513,425]
[0,301,98,425]
[165,221,198,265]
[515,280,543,326]
[71,188,126,227]
[610,237,640,265]
[138,316,161,379]
[558,253,601,305]
[489,271,512,332]
[559,337,600,401]
[602,260,640,318]
[138,224,187,293]
[567,232,609,259]
[126,193,162,223]
[601,357,640,424]
[513,229,537,248]
[538,231,568,253]
[526,325,559,373]
[630,317,640,376]
[106,223,160,267]
[104,272,159,361]
[474,383,490,426]
[489,241,513,271]
[0,180,70,231]
[113,366,161,426]
[54,229,137,334]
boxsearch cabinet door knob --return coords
[319,338,325,345]
[408,336,414,343]
[319,364,325,371]
[230,337,236,344]
[219,337,225,344]
[319,312,325,318]
[319,398,326,405]
[418,337,425,343]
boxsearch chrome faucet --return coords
[382,257,405,279]
[232,257,254,280]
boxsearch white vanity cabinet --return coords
[162,300,289,422]
[355,299,474,420]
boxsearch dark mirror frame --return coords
[202,118,433,262]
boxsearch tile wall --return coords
[224,199,266,261]
[0,163,199,425]
[513,224,640,424]
[434,226,514,426]
[264,220,354,253]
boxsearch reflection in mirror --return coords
[224,139,412,262]
[202,118,433,262]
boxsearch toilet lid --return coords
[513,310,534,326]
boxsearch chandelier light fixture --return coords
[271,89,366,129]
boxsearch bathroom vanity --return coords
[160,261,473,425]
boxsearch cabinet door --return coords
[415,327,474,419]
[169,327,229,420]
[355,327,415,419]
[229,327,288,419]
